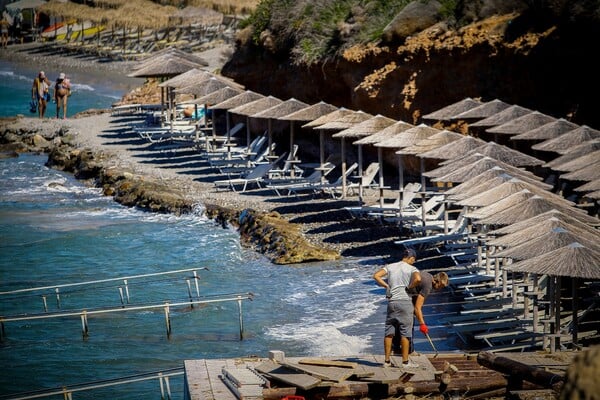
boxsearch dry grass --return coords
[183,0,259,15]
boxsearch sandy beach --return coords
[0,42,405,264]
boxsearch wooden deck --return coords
[182,350,578,399]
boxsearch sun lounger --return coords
[266,163,337,197]
[213,152,287,192]
[344,182,422,219]
[313,162,359,198]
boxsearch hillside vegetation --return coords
[222,0,600,128]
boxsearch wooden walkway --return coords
[182,350,577,399]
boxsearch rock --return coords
[382,0,443,43]
[559,345,600,399]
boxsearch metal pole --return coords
[55,287,61,309]
[237,297,244,340]
[80,311,88,338]
[42,295,48,312]
[186,279,193,308]
[193,271,200,298]
[164,304,171,337]
[118,287,125,307]
[124,279,130,304]
[164,375,172,400]
[158,373,165,400]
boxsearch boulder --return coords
[382,0,443,43]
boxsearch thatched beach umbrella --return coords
[532,126,600,154]
[451,99,512,121]
[422,97,483,123]
[466,189,535,220]
[159,68,213,89]
[252,98,309,160]
[281,101,339,175]
[168,6,223,27]
[398,130,464,156]
[446,167,553,201]
[430,156,542,184]
[574,179,600,193]
[229,96,283,155]
[317,110,374,192]
[560,161,600,182]
[544,140,600,169]
[510,118,579,142]
[174,77,232,97]
[419,135,487,161]
[489,219,600,249]
[210,90,265,149]
[505,242,600,349]
[491,209,600,236]
[353,121,414,203]
[189,86,244,106]
[469,105,533,129]
[475,195,598,226]
[486,111,557,137]
[457,177,574,208]
[457,141,545,167]
[550,150,600,172]
[331,115,396,199]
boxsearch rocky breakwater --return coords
[0,116,339,265]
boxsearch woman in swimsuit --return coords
[31,71,50,119]
[53,72,71,119]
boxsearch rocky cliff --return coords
[222,5,599,130]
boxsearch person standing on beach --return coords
[0,17,9,48]
[53,72,71,119]
[32,71,50,119]
[373,248,421,368]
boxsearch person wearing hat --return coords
[31,71,51,119]
[53,72,71,119]
[373,247,421,368]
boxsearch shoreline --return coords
[0,42,407,265]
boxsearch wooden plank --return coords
[254,359,321,390]
[282,361,356,382]
[298,358,358,368]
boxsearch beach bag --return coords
[29,100,37,113]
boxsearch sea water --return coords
[0,62,457,399]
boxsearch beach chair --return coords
[213,152,287,192]
[266,162,337,197]
[313,162,359,198]
[344,182,422,219]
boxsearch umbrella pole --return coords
[571,278,578,347]
[319,130,325,184]
[341,138,347,198]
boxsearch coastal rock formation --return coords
[222,2,599,129]
[0,117,339,265]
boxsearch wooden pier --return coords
[182,350,578,400]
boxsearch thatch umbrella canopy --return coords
[510,118,579,142]
[173,77,232,97]
[375,124,439,149]
[457,178,574,208]
[424,153,486,179]
[133,48,209,71]
[489,217,600,248]
[252,98,310,159]
[445,167,552,200]
[574,179,600,193]
[531,125,600,154]
[475,195,598,226]
[466,189,535,219]
[189,86,243,106]
[168,6,223,26]
[543,140,600,169]
[486,111,557,136]
[560,161,600,182]
[419,135,487,161]
[491,209,600,235]
[583,190,600,200]
[451,99,512,121]
[128,57,204,78]
[329,114,396,199]
[159,68,213,88]
[229,95,283,154]
[493,228,600,260]
[280,101,337,122]
[422,97,483,122]
[353,121,414,146]
[549,150,600,172]
[506,242,600,349]
[459,141,544,167]
[210,90,264,110]
[430,156,542,183]
[397,130,464,156]
[469,105,533,128]
[302,107,355,129]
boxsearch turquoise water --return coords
[0,61,457,399]
[0,59,136,118]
